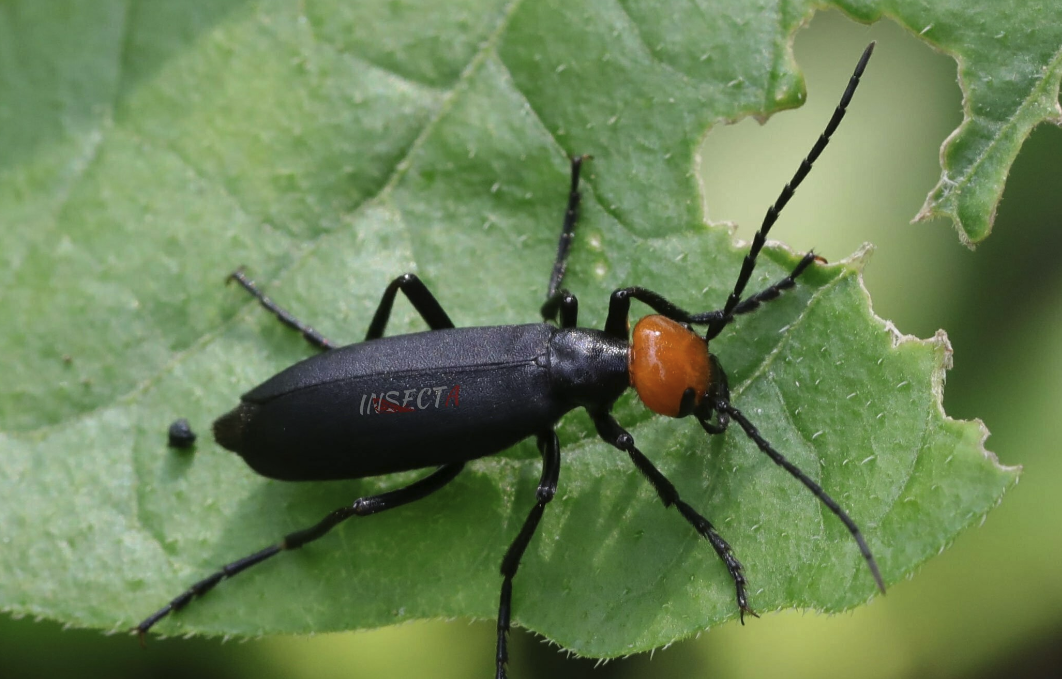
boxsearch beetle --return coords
[136,43,884,678]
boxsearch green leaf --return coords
[835,0,1062,244]
[0,0,1021,658]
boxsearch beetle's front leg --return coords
[591,412,756,623]
[603,287,701,339]
[496,430,561,679]
[544,155,590,302]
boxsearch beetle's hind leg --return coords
[133,462,464,643]
[591,412,757,623]
[365,273,455,340]
[496,430,561,679]
[228,269,336,351]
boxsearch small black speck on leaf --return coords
[167,418,197,449]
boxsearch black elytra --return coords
[135,43,885,679]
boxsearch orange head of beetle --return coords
[628,315,714,418]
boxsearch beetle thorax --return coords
[628,315,711,417]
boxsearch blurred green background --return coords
[3,10,1060,679]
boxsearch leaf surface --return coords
[0,0,1022,656]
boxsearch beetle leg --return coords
[541,155,589,327]
[133,462,464,643]
[545,155,590,301]
[228,269,336,351]
[699,417,727,435]
[365,273,455,340]
[591,412,757,623]
[603,287,702,338]
[496,430,561,679]
[603,251,819,339]
[540,289,579,327]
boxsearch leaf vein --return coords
[732,265,851,397]
[296,11,447,98]
[490,53,637,241]
[766,375,827,535]
[613,0,697,87]
[876,385,936,528]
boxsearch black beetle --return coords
[137,43,884,679]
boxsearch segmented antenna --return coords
[707,42,875,340]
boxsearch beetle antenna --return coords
[707,42,874,340]
[713,400,886,594]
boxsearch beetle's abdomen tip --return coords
[213,401,258,453]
